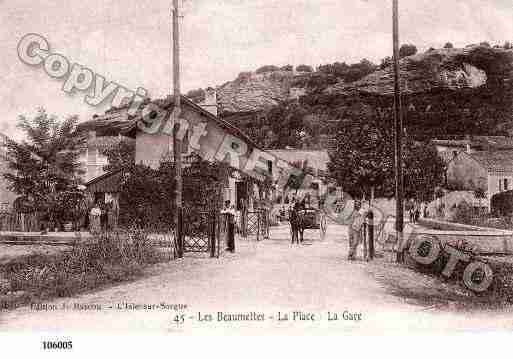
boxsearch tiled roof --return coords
[473,136,513,150]
[438,150,459,163]
[433,136,513,152]
[468,150,513,172]
[76,135,135,152]
[77,95,259,150]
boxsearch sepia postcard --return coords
[2,0,513,356]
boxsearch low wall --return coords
[377,218,513,255]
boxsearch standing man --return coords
[89,203,102,235]
[347,201,365,260]
[289,200,299,245]
[222,200,236,252]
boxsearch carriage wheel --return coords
[319,213,327,241]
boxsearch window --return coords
[505,178,509,191]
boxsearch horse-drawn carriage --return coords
[290,206,328,241]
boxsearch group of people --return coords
[408,200,428,224]
[89,201,118,234]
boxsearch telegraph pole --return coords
[172,0,183,258]
[392,0,404,262]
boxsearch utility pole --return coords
[172,0,183,258]
[392,0,404,262]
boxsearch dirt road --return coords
[1,224,513,333]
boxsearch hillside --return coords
[213,45,513,148]
[217,70,298,115]
[82,45,513,149]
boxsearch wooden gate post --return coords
[210,210,216,258]
[257,210,260,241]
[242,200,248,238]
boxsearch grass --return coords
[0,229,168,310]
[370,250,513,311]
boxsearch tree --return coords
[267,100,308,148]
[399,43,418,58]
[296,64,313,73]
[504,41,512,50]
[118,157,224,230]
[403,140,446,201]
[281,65,293,71]
[380,56,392,70]
[328,114,395,199]
[443,42,454,49]
[101,139,135,172]
[255,65,280,74]
[3,108,85,215]
[328,114,444,200]
[343,59,377,82]
[185,88,206,103]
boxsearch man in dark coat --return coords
[289,201,303,245]
[222,200,236,252]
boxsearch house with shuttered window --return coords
[446,150,513,209]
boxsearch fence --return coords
[240,208,270,241]
[0,211,41,232]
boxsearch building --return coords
[81,95,313,213]
[267,149,335,205]
[446,150,513,208]
[0,133,18,210]
[268,149,330,178]
[433,136,513,164]
[78,132,135,182]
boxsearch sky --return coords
[1,0,513,139]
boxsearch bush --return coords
[1,230,160,305]
[491,190,513,216]
[185,88,205,103]
[399,44,418,58]
[281,65,293,71]
[296,64,313,73]
[451,201,473,224]
[118,158,224,231]
[255,65,280,74]
[444,42,454,49]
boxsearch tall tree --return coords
[328,113,394,199]
[328,113,444,200]
[399,43,418,58]
[101,139,135,172]
[3,108,85,212]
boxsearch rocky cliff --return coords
[327,46,513,96]
[83,45,513,145]
[217,70,298,115]
[217,45,513,146]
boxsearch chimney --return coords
[201,87,218,117]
